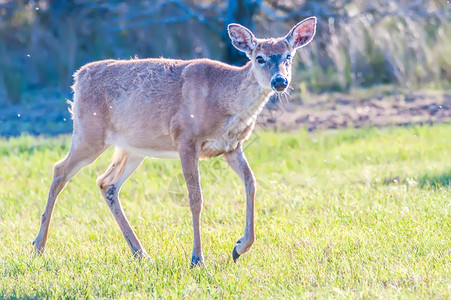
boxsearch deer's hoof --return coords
[133,249,150,260]
[32,238,45,254]
[232,246,241,263]
[190,255,204,268]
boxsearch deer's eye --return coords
[256,56,266,64]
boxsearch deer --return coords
[33,17,317,267]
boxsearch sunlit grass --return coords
[0,124,450,298]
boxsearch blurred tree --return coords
[224,0,262,65]
[0,0,449,104]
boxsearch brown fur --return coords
[33,17,317,266]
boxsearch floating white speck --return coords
[26,54,30,57]
[109,106,112,109]
[17,113,21,117]
[35,7,39,10]
[63,118,66,121]
[93,112,97,116]
[190,114,194,118]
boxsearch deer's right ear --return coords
[228,24,257,56]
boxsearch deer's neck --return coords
[200,63,272,156]
[231,62,273,125]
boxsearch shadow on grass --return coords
[417,171,451,189]
[383,171,451,189]
[0,136,70,157]
[0,293,50,300]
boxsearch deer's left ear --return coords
[285,17,317,50]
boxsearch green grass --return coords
[0,124,450,299]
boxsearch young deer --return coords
[33,17,317,267]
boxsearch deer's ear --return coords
[285,17,317,50]
[228,23,257,55]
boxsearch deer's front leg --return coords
[224,146,256,262]
[179,141,204,267]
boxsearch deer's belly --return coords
[107,133,179,159]
[127,147,179,159]
[118,144,179,159]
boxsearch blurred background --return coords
[0,0,450,136]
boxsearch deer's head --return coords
[228,17,317,93]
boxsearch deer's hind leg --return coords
[33,132,107,252]
[97,148,148,258]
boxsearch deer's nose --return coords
[271,76,288,92]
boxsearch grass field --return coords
[0,124,450,298]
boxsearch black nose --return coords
[271,76,288,92]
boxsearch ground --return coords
[262,88,450,131]
[0,124,449,298]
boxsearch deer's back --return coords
[71,58,262,158]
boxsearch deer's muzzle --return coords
[271,75,288,92]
